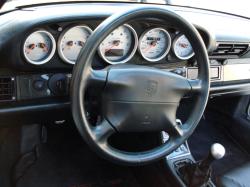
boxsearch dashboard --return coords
[1,2,250,124]
[22,24,194,66]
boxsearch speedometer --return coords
[58,25,92,64]
[173,34,194,60]
[139,28,171,62]
[98,24,138,64]
[23,30,56,65]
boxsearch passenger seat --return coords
[218,162,250,187]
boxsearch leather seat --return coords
[218,162,250,187]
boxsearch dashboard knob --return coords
[33,80,46,91]
[175,69,182,75]
[171,68,186,77]
[48,74,68,96]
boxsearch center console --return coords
[162,120,216,187]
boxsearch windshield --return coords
[0,0,144,11]
[168,0,250,18]
[1,0,250,18]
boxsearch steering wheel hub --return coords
[103,65,191,133]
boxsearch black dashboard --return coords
[1,2,250,124]
[1,13,210,69]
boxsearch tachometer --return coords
[98,24,138,64]
[173,34,194,60]
[138,28,171,62]
[58,25,92,64]
[23,30,56,65]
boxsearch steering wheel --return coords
[71,6,210,165]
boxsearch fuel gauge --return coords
[58,25,92,65]
[23,30,56,65]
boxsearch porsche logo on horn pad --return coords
[145,80,158,97]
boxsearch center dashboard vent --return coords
[0,77,16,102]
[211,43,249,57]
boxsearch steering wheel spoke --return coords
[188,79,202,93]
[92,118,115,143]
[87,68,108,89]
[166,121,184,138]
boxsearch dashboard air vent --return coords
[211,43,249,57]
[0,77,16,102]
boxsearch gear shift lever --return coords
[200,143,225,169]
[179,143,225,187]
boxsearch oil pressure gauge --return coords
[58,25,92,64]
[23,30,56,65]
[173,34,194,60]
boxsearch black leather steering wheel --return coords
[71,6,210,165]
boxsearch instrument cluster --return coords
[22,23,195,66]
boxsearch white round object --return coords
[173,34,194,60]
[58,25,92,65]
[23,30,56,65]
[139,27,171,62]
[211,143,226,160]
[98,24,138,64]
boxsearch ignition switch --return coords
[48,74,69,96]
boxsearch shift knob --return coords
[200,143,226,169]
[211,143,226,160]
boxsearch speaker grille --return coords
[0,77,16,102]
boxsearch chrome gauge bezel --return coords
[172,34,194,60]
[57,25,93,65]
[23,30,56,65]
[98,24,138,65]
[138,27,171,62]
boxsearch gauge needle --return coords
[39,43,48,52]
[105,40,120,52]
[67,41,74,47]
[28,43,35,50]
[179,43,188,48]
[78,41,85,47]
[143,40,157,52]
[26,43,35,54]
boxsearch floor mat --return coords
[16,145,140,187]
[188,116,250,179]
[15,124,172,187]
[0,127,21,187]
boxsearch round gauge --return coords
[58,25,92,64]
[173,34,194,60]
[23,30,56,65]
[98,24,138,64]
[139,28,171,62]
